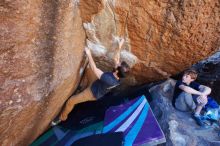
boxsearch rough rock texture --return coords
[0,0,220,145]
[0,0,85,145]
[80,0,220,84]
[149,79,220,146]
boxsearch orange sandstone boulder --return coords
[0,0,85,145]
[0,0,219,145]
[80,0,220,84]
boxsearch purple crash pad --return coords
[103,95,166,146]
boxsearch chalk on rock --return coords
[83,23,96,31]
[86,39,107,57]
[83,23,100,43]
[121,50,138,67]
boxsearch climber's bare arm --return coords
[85,47,103,79]
[113,38,124,68]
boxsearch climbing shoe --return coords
[193,114,206,127]
[51,119,61,126]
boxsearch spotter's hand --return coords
[197,95,208,104]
